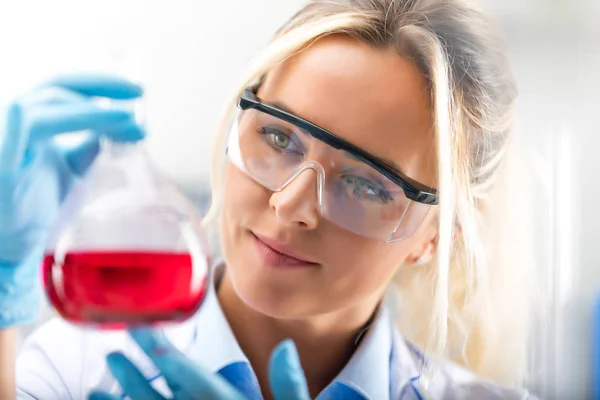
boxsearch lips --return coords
[252,233,319,268]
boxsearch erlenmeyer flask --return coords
[42,137,211,329]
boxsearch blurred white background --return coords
[0,0,311,191]
[0,1,598,398]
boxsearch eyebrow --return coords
[269,99,410,177]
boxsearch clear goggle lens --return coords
[227,107,432,242]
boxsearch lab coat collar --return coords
[326,304,393,400]
[389,328,426,399]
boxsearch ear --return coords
[405,236,437,266]
[405,219,438,266]
[405,224,462,266]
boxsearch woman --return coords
[0,0,536,398]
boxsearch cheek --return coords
[221,163,276,247]
[324,235,410,299]
[222,163,265,225]
[220,164,263,273]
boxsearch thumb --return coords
[269,339,311,400]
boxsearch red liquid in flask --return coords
[43,250,208,329]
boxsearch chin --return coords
[230,264,324,319]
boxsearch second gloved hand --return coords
[0,74,146,327]
[88,328,312,400]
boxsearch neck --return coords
[217,270,380,400]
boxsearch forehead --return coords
[258,35,437,187]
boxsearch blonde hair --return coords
[204,0,535,387]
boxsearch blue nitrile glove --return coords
[87,327,311,400]
[0,74,145,327]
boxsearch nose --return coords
[269,168,320,230]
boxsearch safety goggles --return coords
[226,87,438,242]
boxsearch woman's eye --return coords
[271,132,291,148]
[343,175,393,204]
[258,127,299,152]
